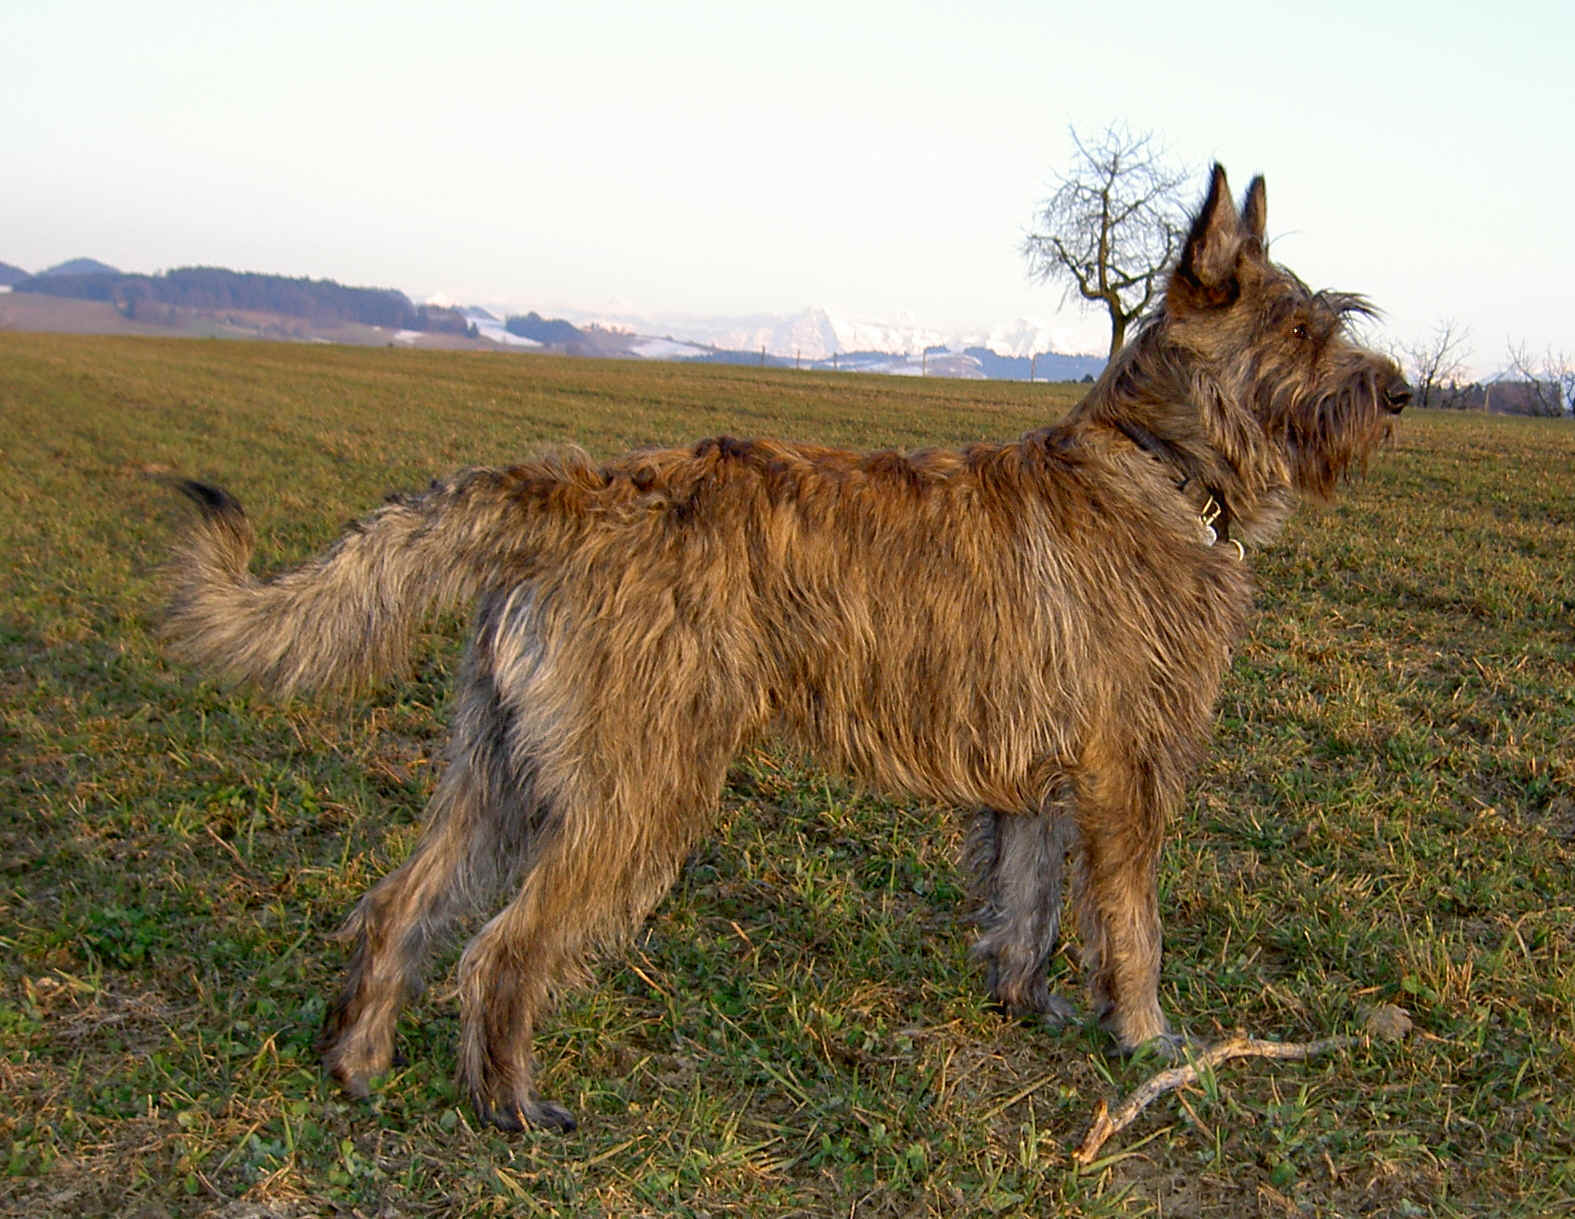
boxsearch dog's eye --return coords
[1291,323,1311,341]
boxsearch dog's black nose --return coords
[1384,378,1411,413]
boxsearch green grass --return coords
[2,333,1572,1216]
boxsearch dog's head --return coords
[1161,165,1409,501]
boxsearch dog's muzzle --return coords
[1383,376,1411,414]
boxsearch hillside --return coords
[5,255,1111,381]
[39,256,120,277]
[0,259,30,286]
[3,251,1116,381]
[13,265,474,335]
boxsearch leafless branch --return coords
[1505,341,1573,416]
[1074,1007,1414,1166]
[1073,1033,1358,1166]
[1022,123,1188,360]
[1400,318,1472,408]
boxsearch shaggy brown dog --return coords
[163,166,1408,1131]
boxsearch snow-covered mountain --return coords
[419,294,1109,380]
[548,304,1099,364]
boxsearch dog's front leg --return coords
[1071,743,1183,1056]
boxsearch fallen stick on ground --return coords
[1073,1032,1358,1166]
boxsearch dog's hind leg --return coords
[453,728,740,1133]
[318,647,535,1099]
[967,802,1080,1024]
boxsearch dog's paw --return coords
[1037,991,1082,1028]
[320,1043,393,1101]
[1112,1029,1194,1065]
[987,982,1083,1030]
[472,1090,578,1134]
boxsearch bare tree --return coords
[1505,341,1573,417]
[1401,318,1472,408]
[1554,357,1575,416]
[1022,124,1189,360]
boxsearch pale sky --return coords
[3,0,1570,371]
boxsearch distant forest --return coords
[504,312,585,345]
[13,266,473,334]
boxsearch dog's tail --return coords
[162,468,534,697]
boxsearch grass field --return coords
[2,333,1572,1217]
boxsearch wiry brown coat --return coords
[162,166,1407,1131]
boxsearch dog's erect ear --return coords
[1241,176,1267,246]
[1176,164,1242,301]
